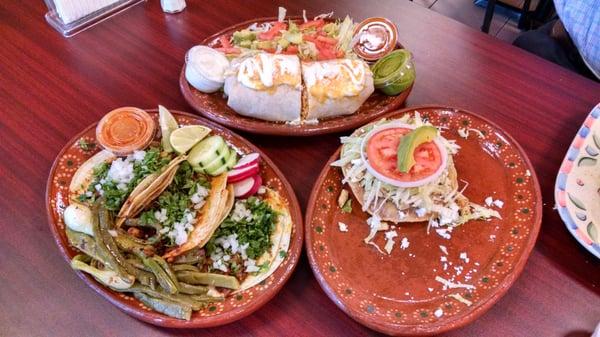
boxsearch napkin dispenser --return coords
[44,0,145,37]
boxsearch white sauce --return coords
[302,59,367,97]
[185,45,229,93]
[237,53,300,90]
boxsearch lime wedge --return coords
[170,125,211,154]
[159,105,179,153]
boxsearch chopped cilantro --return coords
[278,250,287,258]
[206,197,278,260]
[78,139,96,152]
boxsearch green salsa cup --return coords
[371,49,416,96]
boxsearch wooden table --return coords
[1,1,599,336]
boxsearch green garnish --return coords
[206,197,278,260]
[371,49,416,96]
[78,147,171,211]
[279,250,287,258]
[78,139,96,152]
[396,126,438,173]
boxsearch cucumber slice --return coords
[201,146,231,174]
[209,152,238,176]
[187,136,227,167]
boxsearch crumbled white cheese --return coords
[459,252,470,263]
[440,256,448,262]
[435,276,475,290]
[448,293,473,306]
[439,245,448,255]
[436,228,451,239]
[400,237,410,250]
[484,196,493,207]
[489,234,496,241]
[398,211,406,219]
[458,128,469,139]
[415,208,427,217]
[384,230,398,254]
[493,199,504,208]
[434,308,444,318]
[428,287,434,292]
[338,222,348,232]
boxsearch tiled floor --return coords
[412,0,523,43]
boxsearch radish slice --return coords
[234,153,260,169]
[233,174,262,198]
[232,176,255,197]
[227,163,259,183]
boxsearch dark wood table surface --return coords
[1,1,599,336]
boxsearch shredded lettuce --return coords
[277,7,287,22]
[333,113,499,231]
[336,16,355,54]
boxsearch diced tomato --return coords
[258,21,287,40]
[299,19,325,30]
[215,47,241,54]
[282,45,299,54]
[316,35,337,45]
[316,29,327,36]
[219,36,232,48]
[366,128,442,182]
[303,34,317,43]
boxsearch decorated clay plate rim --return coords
[554,103,600,258]
[305,105,543,335]
[179,16,413,136]
[45,109,304,328]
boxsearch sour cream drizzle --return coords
[303,59,368,97]
[238,53,300,89]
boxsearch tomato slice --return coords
[215,47,241,54]
[258,21,287,40]
[282,45,299,54]
[219,36,232,48]
[366,128,442,182]
[299,19,325,30]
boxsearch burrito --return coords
[224,53,302,122]
[301,59,374,120]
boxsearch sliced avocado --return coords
[288,20,299,33]
[256,40,276,50]
[277,38,290,49]
[396,126,438,173]
[232,30,256,44]
[283,31,303,44]
[238,40,252,48]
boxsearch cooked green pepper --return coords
[171,248,204,264]
[371,49,416,96]
[143,257,179,294]
[71,255,134,290]
[178,282,208,295]
[134,292,192,320]
[171,264,200,272]
[175,271,240,289]
[66,229,102,261]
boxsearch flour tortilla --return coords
[237,188,293,292]
[301,60,374,120]
[340,122,467,223]
[69,150,116,202]
[223,55,302,122]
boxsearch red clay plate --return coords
[305,106,542,335]
[179,17,413,136]
[45,109,303,328]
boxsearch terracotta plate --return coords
[46,109,304,328]
[306,106,542,335]
[179,17,413,136]
[555,103,600,258]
